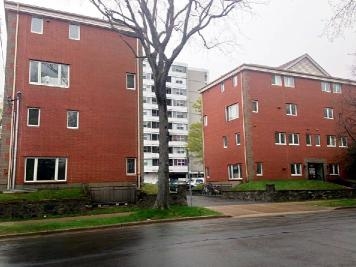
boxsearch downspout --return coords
[136,38,141,189]
[11,91,21,190]
[240,71,249,181]
[7,3,20,190]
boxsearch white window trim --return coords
[275,132,286,145]
[256,162,263,176]
[284,76,295,88]
[226,103,239,121]
[228,164,242,180]
[235,133,241,146]
[29,61,70,88]
[24,157,67,182]
[223,136,228,148]
[339,137,348,148]
[323,108,334,119]
[272,74,282,86]
[315,135,321,147]
[306,134,312,146]
[291,163,302,176]
[220,82,225,92]
[329,164,340,175]
[332,83,342,94]
[252,100,259,113]
[233,75,238,87]
[203,115,208,126]
[288,133,300,146]
[67,111,79,129]
[321,82,331,93]
[31,17,43,34]
[286,103,297,116]
[327,135,336,147]
[69,24,80,40]
[126,73,136,90]
[27,108,40,127]
[126,158,137,175]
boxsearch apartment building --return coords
[0,1,141,190]
[201,54,356,184]
[142,61,207,183]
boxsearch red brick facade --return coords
[202,57,356,184]
[0,2,141,189]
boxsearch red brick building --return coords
[201,54,356,184]
[0,1,142,190]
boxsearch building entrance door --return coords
[308,163,324,180]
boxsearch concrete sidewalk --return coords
[205,201,334,217]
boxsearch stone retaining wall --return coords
[222,189,356,202]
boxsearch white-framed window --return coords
[321,82,331,93]
[327,135,336,147]
[328,164,340,175]
[286,103,297,116]
[256,162,263,176]
[275,132,286,145]
[31,17,43,34]
[315,135,321,146]
[126,73,136,90]
[252,100,259,113]
[27,108,40,127]
[306,134,312,146]
[291,163,302,176]
[29,60,69,87]
[233,75,238,87]
[284,76,295,88]
[235,133,241,145]
[226,103,239,121]
[67,111,79,129]
[323,107,334,119]
[272,74,282,86]
[332,83,342,93]
[228,164,242,179]
[288,133,300,145]
[203,115,208,126]
[223,136,228,148]
[220,82,225,92]
[69,24,80,40]
[126,158,136,175]
[25,157,67,182]
[340,136,348,147]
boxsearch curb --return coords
[0,215,230,240]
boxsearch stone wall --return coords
[222,189,356,202]
[137,185,187,208]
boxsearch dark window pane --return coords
[28,109,39,126]
[67,111,78,128]
[127,158,136,174]
[126,74,135,89]
[57,158,66,180]
[37,159,56,180]
[25,158,35,181]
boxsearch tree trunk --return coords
[154,79,170,209]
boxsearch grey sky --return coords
[0,0,355,92]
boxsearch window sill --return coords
[289,144,300,146]
[229,178,243,180]
[339,146,348,148]
[275,143,287,145]
[329,174,340,176]
[29,82,69,89]
[27,125,40,127]
[291,174,302,176]
[256,174,263,176]
[126,173,137,176]
[25,180,67,183]
[327,145,336,148]
[286,114,297,117]
[271,84,282,86]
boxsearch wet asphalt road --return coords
[0,209,355,267]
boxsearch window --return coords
[203,115,208,126]
[315,135,321,146]
[223,136,228,148]
[175,79,183,84]
[321,82,331,92]
[288,133,300,145]
[256,162,263,176]
[323,107,334,119]
[233,75,238,87]
[291,163,302,176]
[340,136,348,147]
[27,108,40,127]
[31,17,43,34]
[67,111,79,129]
[167,76,172,83]
[69,24,80,40]
[235,133,241,145]
[252,100,259,113]
[220,82,225,92]
[126,158,136,175]
[29,61,69,87]
[272,75,282,86]
[328,164,339,175]
[126,73,136,90]
[284,76,295,88]
[226,103,239,121]
[228,164,242,179]
[327,135,336,147]
[286,103,297,116]
[332,83,342,94]
[25,157,67,182]
[306,134,312,146]
[172,65,187,73]
[275,132,286,145]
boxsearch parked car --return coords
[187,178,205,188]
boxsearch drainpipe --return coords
[136,38,141,189]
[11,91,21,190]
[7,3,20,190]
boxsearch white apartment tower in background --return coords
[142,60,207,183]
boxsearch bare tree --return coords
[90,0,249,209]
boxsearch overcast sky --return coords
[0,0,355,92]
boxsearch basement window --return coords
[25,157,67,182]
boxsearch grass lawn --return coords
[311,198,356,208]
[233,180,347,191]
[0,188,86,202]
[0,206,220,236]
